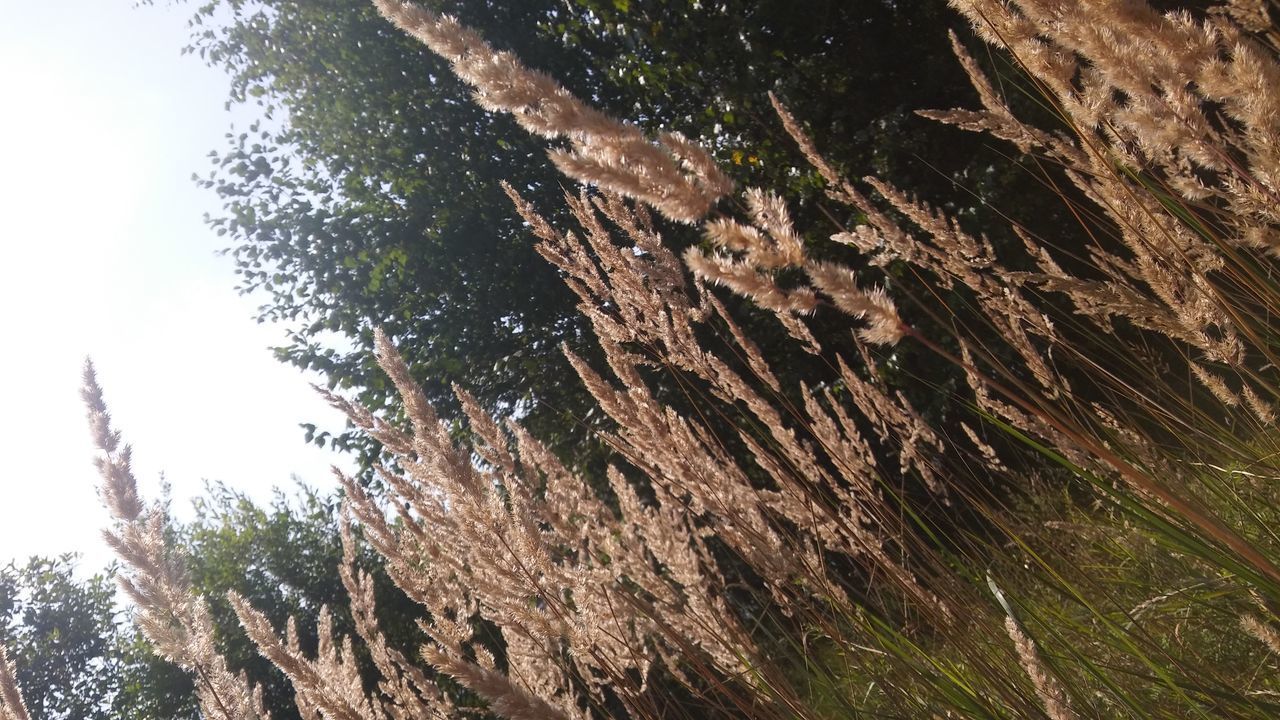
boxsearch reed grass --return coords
[23,1,1280,718]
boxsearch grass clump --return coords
[3,1,1279,719]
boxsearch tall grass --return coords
[7,0,1275,718]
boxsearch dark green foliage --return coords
[181,483,424,720]
[113,632,201,720]
[0,557,210,720]
[0,490,425,720]
[0,557,126,720]
[169,0,1062,476]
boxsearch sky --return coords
[0,1,351,572]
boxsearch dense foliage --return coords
[178,0,1061,470]
[0,491,424,720]
[0,557,123,720]
[181,484,422,720]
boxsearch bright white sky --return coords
[0,1,351,572]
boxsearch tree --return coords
[172,0,1053,472]
[179,482,424,720]
[0,557,124,720]
[0,554,202,720]
[0,496,425,720]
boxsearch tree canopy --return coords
[0,491,426,720]
[175,0,1042,469]
[0,557,124,720]
[181,483,424,720]
[0,556,195,720]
